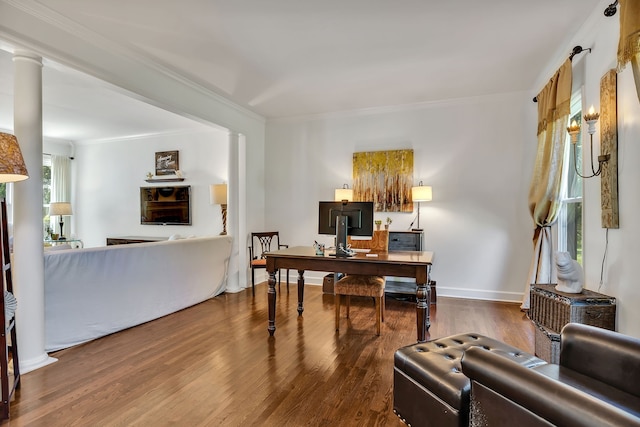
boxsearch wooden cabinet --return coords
[385,231,436,303]
[388,231,423,251]
[106,236,168,245]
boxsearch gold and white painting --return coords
[352,149,414,212]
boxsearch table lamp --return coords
[334,184,353,202]
[210,184,228,235]
[411,182,432,231]
[49,202,73,240]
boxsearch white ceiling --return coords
[0,0,602,141]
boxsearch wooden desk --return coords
[266,246,434,342]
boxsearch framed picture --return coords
[353,149,414,212]
[155,150,179,175]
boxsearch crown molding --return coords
[268,90,530,124]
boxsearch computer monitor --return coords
[318,201,374,256]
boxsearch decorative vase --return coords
[376,224,381,230]
[384,225,389,230]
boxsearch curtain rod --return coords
[43,152,74,159]
[532,46,592,102]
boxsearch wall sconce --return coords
[566,105,609,178]
[334,184,353,202]
[411,181,432,231]
[210,184,228,235]
[0,133,29,183]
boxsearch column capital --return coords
[12,51,43,67]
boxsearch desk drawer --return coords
[388,231,423,251]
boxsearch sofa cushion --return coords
[533,364,640,419]
[394,333,545,411]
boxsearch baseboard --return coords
[250,271,524,303]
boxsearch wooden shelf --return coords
[145,178,185,183]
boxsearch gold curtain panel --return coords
[617,0,640,69]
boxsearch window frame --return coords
[557,90,584,264]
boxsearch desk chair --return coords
[249,232,289,295]
[335,229,389,335]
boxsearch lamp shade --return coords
[411,185,432,202]
[334,188,353,202]
[0,132,29,183]
[210,184,228,205]
[334,185,353,202]
[49,202,73,216]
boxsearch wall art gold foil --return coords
[352,149,413,212]
[600,69,619,229]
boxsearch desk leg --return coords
[416,281,431,343]
[268,270,277,336]
[297,269,305,316]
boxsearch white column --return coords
[226,132,241,292]
[12,51,57,373]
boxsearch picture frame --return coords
[155,150,179,176]
[352,149,414,212]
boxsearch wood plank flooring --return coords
[4,284,533,426]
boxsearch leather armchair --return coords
[461,323,640,426]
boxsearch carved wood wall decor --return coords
[600,69,619,229]
[352,149,413,212]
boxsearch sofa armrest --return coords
[461,346,640,427]
[561,323,640,398]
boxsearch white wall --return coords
[536,1,640,338]
[266,92,537,301]
[73,129,229,248]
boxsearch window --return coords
[558,93,583,264]
[43,154,52,236]
[0,155,53,236]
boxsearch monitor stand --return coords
[333,214,354,257]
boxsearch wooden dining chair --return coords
[334,229,389,335]
[249,232,289,295]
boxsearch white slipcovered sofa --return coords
[44,235,232,351]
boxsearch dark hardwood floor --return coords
[4,283,533,426]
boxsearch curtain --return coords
[51,155,72,234]
[618,0,640,101]
[521,60,572,310]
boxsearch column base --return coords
[19,353,57,374]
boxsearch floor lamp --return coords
[0,132,29,419]
[210,184,228,235]
[411,181,432,231]
[0,133,29,184]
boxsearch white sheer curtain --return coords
[51,155,71,234]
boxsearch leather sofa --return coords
[461,323,640,426]
[393,333,546,427]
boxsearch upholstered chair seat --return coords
[334,230,389,336]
